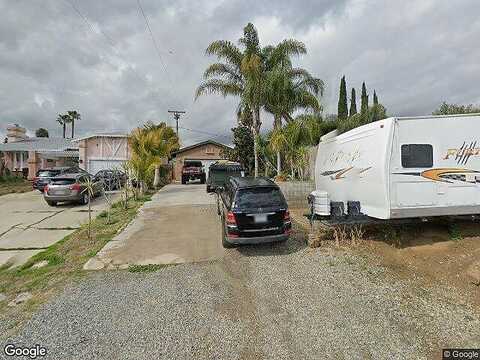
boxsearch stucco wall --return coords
[173,144,226,181]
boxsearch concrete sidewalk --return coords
[84,184,223,270]
[0,191,119,268]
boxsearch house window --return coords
[401,144,433,168]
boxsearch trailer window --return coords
[401,144,433,168]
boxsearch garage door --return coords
[88,160,125,175]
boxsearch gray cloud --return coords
[0,0,479,144]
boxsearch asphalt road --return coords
[2,233,480,359]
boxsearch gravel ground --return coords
[1,233,480,360]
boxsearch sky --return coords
[1,0,479,146]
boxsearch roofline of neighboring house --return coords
[73,133,129,142]
[172,140,232,156]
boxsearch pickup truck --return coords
[181,160,206,184]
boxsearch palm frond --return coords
[195,79,243,99]
[206,40,243,67]
[203,63,243,84]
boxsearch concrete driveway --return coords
[85,184,223,269]
[0,191,118,268]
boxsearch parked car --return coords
[33,166,88,192]
[217,177,291,248]
[43,173,102,206]
[206,161,244,193]
[181,160,206,184]
[94,169,126,191]
[33,167,69,192]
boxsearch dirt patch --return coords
[362,223,480,308]
[290,208,480,309]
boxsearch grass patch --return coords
[128,264,166,273]
[0,177,32,196]
[448,223,463,241]
[0,191,154,322]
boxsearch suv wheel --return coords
[46,200,57,207]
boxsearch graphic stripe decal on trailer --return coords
[394,168,480,183]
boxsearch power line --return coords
[62,0,168,110]
[136,0,173,87]
[178,126,230,140]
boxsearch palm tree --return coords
[128,122,179,190]
[196,24,321,177]
[263,41,324,176]
[196,23,264,177]
[56,114,69,138]
[67,111,81,138]
[269,118,317,179]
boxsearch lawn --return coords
[0,192,153,335]
[0,176,32,196]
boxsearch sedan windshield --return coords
[234,187,286,209]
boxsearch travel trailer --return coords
[311,114,480,220]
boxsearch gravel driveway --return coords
[2,233,479,359]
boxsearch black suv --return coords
[217,177,291,248]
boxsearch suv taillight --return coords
[44,184,49,193]
[70,183,81,191]
[226,211,237,225]
[284,210,290,222]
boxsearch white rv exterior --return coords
[314,114,480,219]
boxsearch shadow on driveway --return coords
[235,231,307,257]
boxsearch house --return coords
[73,132,130,174]
[171,140,232,182]
[0,124,79,180]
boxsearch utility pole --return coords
[168,110,186,138]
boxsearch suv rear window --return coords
[50,178,76,185]
[234,187,286,209]
[37,170,60,177]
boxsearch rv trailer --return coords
[311,114,480,221]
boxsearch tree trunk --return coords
[153,164,160,188]
[71,120,75,139]
[252,109,260,178]
[62,123,66,139]
[88,194,92,240]
[274,115,282,176]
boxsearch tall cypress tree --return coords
[361,82,369,116]
[349,88,357,117]
[337,76,348,121]
[373,90,378,105]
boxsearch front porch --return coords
[1,150,78,180]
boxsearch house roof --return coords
[172,140,232,156]
[73,131,129,142]
[0,137,78,152]
[38,150,79,158]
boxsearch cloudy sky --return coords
[1,0,479,145]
